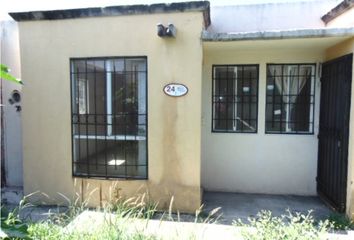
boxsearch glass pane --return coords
[283,65,298,77]
[265,64,315,133]
[214,66,228,80]
[94,72,106,115]
[291,77,311,131]
[72,60,86,73]
[113,59,124,72]
[243,66,257,78]
[268,65,282,76]
[213,65,258,132]
[71,58,147,178]
[126,59,146,72]
[87,60,104,72]
[77,78,88,114]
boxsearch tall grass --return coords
[234,210,332,240]
[22,191,161,240]
[1,188,221,239]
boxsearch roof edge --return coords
[9,1,210,27]
[321,0,354,24]
[202,28,354,42]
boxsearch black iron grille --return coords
[265,64,316,134]
[212,65,259,133]
[70,57,147,179]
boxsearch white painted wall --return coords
[201,43,324,195]
[208,0,339,33]
[0,20,23,187]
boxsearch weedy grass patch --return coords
[1,191,345,240]
[326,213,354,231]
[234,210,332,240]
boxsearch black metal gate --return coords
[317,53,353,212]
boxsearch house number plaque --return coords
[163,83,188,97]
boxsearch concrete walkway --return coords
[203,191,334,224]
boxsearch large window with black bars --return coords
[70,57,147,179]
[212,65,259,133]
[265,63,316,134]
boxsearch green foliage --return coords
[0,190,161,239]
[28,222,62,240]
[234,210,331,240]
[27,221,160,240]
[327,213,354,230]
[0,64,22,85]
[26,193,161,240]
[1,198,33,239]
[1,207,30,239]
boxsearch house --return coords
[6,0,354,217]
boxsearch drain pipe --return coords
[0,22,6,187]
[1,79,5,187]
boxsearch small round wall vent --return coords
[8,90,21,104]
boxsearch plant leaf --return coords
[0,64,22,84]
[0,70,23,84]
[0,64,9,72]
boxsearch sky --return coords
[0,0,342,20]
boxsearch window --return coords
[71,57,147,179]
[77,78,89,114]
[265,64,315,134]
[212,65,259,133]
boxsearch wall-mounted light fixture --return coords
[157,23,176,38]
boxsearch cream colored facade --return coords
[18,11,204,212]
[200,37,352,197]
[11,0,354,218]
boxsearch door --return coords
[317,53,353,212]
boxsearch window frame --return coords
[211,64,259,134]
[69,56,148,180]
[265,63,316,135]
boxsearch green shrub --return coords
[27,221,160,240]
[327,213,354,230]
[1,197,34,239]
[234,210,331,240]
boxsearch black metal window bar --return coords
[265,64,316,134]
[212,65,259,133]
[70,57,147,179]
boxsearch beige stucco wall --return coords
[326,37,354,218]
[18,12,204,213]
[202,41,324,195]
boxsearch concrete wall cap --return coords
[9,1,210,27]
[322,0,354,24]
[202,27,354,41]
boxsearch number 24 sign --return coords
[163,83,188,97]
